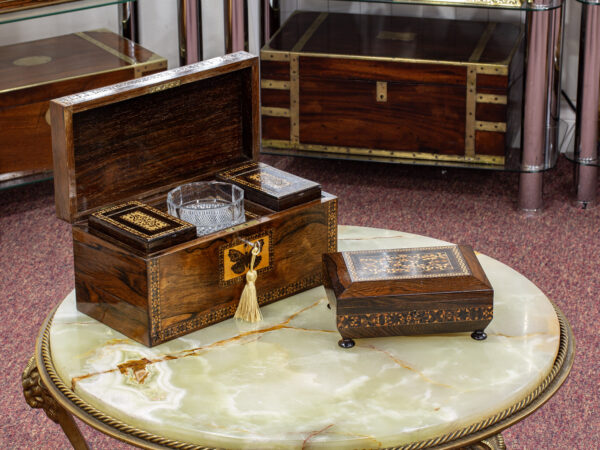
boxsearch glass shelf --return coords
[326,0,562,11]
[0,0,134,25]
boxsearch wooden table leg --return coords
[22,356,90,450]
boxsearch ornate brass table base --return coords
[22,356,89,450]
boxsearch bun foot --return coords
[471,330,487,341]
[338,338,355,348]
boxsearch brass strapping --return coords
[477,94,508,104]
[261,79,291,90]
[465,67,477,157]
[261,107,291,117]
[290,55,300,144]
[262,139,505,166]
[476,121,507,132]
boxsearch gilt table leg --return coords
[464,433,506,450]
[22,356,90,450]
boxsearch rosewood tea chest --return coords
[51,52,337,346]
[323,245,493,347]
[0,29,166,186]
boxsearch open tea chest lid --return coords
[51,52,259,223]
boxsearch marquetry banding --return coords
[261,79,290,90]
[261,107,291,117]
[476,121,507,132]
[477,94,508,105]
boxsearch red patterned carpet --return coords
[1,154,598,449]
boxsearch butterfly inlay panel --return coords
[219,231,274,285]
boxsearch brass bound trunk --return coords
[261,11,524,169]
[51,52,338,347]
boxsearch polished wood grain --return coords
[74,194,336,346]
[269,11,518,63]
[53,53,338,346]
[298,57,467,85]
[1,30,166,182]
[0,0,75,13]
[261,88,289,108]
[475,131,505,157]
[262,116,290,141]
[52,53,259,222]
[299,77,466,154]
[323,245,493,340]
[260,60,290,81]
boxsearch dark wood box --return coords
[0,29,167,186]
[261,11,524,168]
[51,52,338,347]
[323,245,493,346]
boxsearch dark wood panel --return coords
[71,70,252,215]
[299,78,466,154]
[73,227,150,309]
[260,60,290,81]
[261,88,290,108]
[267,11,322,52]
[0,33,130,92]
[270,11,517,65]
[84,30,156,63]
[476,102,507,123]
[0,0,75,13]
[76,281,151,347]
[0,68,136,109]
[475,131,505,156]
[477,74,508,89]
[262,116,290,141]
[479,23,522,64]
[300,57,466,85]
[0,100,52,173]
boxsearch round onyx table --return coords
[23,226,573,450]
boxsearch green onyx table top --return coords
[49,226,562,449]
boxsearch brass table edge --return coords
[33,292,574,450]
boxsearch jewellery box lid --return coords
[51,51,259,223]
[323,244,493,302]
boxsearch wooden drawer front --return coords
[299,77,466,155]
[299,57,467,86]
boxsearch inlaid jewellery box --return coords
[322,245,493,348]
[0,29,166,184]
[51,52,338,347]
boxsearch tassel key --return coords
[234,245,262,322]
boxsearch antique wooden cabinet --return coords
[51,52,338,347]
[261,11,524,168]
[323,245,494,347]
[0,29,166,186]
